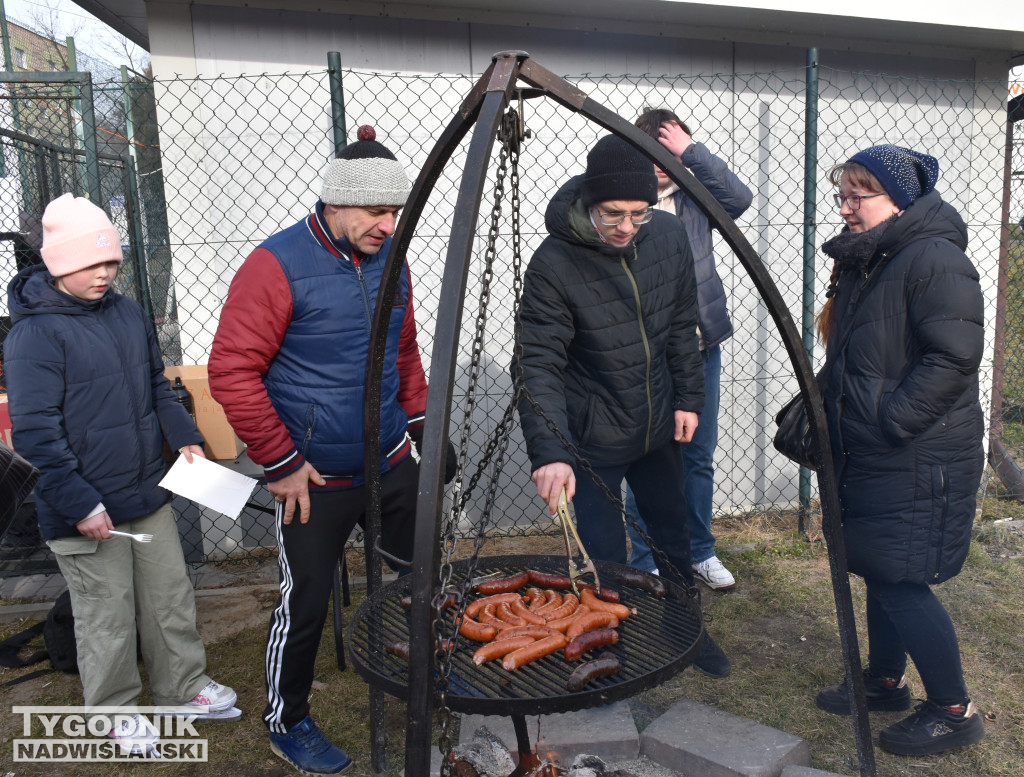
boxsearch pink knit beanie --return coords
[40,193,123,277]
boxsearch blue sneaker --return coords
[270,716,352,775]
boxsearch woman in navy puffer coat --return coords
[812,145,986,757]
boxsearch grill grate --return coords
[347,554,703,715]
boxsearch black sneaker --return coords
[816,670,912,715]
[879,700,986,756]
[692,631,731,678]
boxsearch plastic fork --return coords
[108,530,154,543]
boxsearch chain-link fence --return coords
[990,94,1024,499]
[1,59,1019,566]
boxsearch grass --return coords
[1,495,1023,777]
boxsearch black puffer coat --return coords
[515,175,704,471]
[821,190,984,585]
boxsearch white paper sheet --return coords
[158,455,258,520]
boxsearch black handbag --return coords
[773,393,818,470]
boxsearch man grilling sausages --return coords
[513,133,730,679]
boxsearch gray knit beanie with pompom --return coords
[319,125,411,207]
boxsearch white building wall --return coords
[146,3,1009,522]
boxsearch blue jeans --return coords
[865,578,969,705]
[571,441,694,589]
[626,345,721,570]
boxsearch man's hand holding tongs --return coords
[532,461,575,515]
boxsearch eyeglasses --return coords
[833,192,885,211]
[595,208,654,227]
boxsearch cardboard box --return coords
[164,365,246,460]
[0,393,12,450]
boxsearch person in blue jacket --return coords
[812,145,986,756]
[624,107,753,590]
[4,194,237,756]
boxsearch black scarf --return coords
[820,215,899,298]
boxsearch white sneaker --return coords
[692,556,736,590]
[184,680,237,712]
[109,713,160,756]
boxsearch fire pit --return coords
[346,554,703,716]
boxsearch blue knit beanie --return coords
[847,144,939,210]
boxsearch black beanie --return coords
[581,135,658,208]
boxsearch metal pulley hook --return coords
[497,103,528,154]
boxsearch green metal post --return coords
[77,74,101,205]
[799,47,820,531]
[121,66,138,166]
[123,159,153,320]
[327,51,348,157]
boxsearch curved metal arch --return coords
[361,50,876,777]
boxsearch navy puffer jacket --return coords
[820,190,984,585]
[4,265,202,539]
[515,175,704,471]
[673,141,752,349]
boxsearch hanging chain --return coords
[436,108,524,771]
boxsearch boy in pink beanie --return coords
[4,194,239,755]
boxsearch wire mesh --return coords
[0,62,1018,565]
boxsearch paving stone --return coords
[459,701,640,762]
[641,698,810,777]
[780,767,854,777]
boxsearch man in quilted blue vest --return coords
[210,126,431,775]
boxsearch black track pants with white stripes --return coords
[262,456,417,733]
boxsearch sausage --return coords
[472,636,538,665]
[564,627,619,661]
[384,640,411,660]
[478,604,518,630]
[527,570,573,589]
[545,605,591,633]
[567,652,622,692]
[542,594,580,622]
[614,569,668,598]
[525,588,547,612]
[465,592,523,618]
[576,581,621,603]
[501,633,568,670]
[494,624,559,641]
[495,601,527,626]
[580,589,634,620]
[433,593,458,611]
[535,591,563,616]
[475,571,529,595]
[458,618,498,642]
[511,598,547,625]
[565,611,619,641]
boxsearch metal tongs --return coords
[555,487,601,598]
